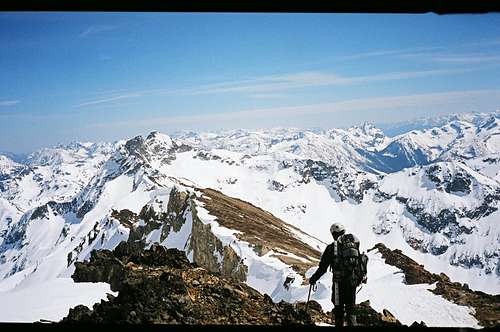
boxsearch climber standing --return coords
[308,223,368,327]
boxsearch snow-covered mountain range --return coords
[0,110,499,326]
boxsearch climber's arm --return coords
[309,244,333,285]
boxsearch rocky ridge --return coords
[62,241,402,326]
[371,243,500,328]
[64,241,318,325]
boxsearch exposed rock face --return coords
[370,161,500,275]
[123,132,190,168]
[372,243,500,328]
[293,159,378,203]
[100,187,251,283]
[394,191,500,268]
[112,187,192,246]
[405,202,458,235]
[196,188,322,276]
[445,173,472,194]
[426,164,473,195]
[64,242,315,325]
[189,202,248,283]
[160,187,190,242]
[269,180,285,192]
[115,185,323,283]
[111,209,138,229]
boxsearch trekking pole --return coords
[356,276,367,295]
[305,283,318,312]
[305,284,312,312]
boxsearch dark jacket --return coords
[309,233,360,284]
[309,243,334,284]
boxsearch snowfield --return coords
[0,278,114,323]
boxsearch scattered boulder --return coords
[381,309,399,324]
[410,321,427,327]
[353,301,402,327]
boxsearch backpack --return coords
[332,233,368,287]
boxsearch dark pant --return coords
[332,280,356,327]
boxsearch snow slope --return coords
[0,278,114,323]
[161,148,500,294]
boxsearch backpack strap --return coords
[329,240,337,272]
[331,239,341,305]
[331,239,344,281]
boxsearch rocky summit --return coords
[62,241,401,326]
[63,241,313,325]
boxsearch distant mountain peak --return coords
[378,110,500,137]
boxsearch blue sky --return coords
[1,13,500,153]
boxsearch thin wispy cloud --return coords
[431,54,500,64]
[390,37,500,65]
[293,46,447,69]
[72,36,500,109]
[400,52,500,65]
[324,38,500,67]
[249,93,289,99]
[74,94,141,108]
[0,100,20,107]
[86,89,500,130]
[79,25,117,38]
[163,68,467,97]
[331,46,445,62]
[74,68,467,108]
[296,38,500,68]
[455,38,500,49]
